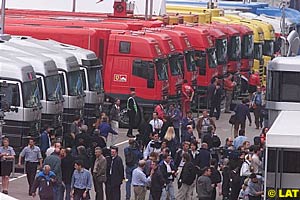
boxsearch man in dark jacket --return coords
[176,153,196,200]
[207,77,218,110]
[174,141,190,169]
[127,90,138,138]
[150,160,165,200]
[93,147,107,200]
[234,98,252,137]
[209,159,222,200]
[61,148,74,200]
[160,154,176,200]
[105,146,124,200]
[40,125,52,158]
[210,83,223,120]
[31,165,56,200]
[198,143,211,169]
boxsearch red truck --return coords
[5,24,169,126]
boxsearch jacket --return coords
[93,155,107,182]
[106,155,124,187]
[124,146,143,167]
[40,131,50,153]
[43,153,62,182]
[61,154,75,185]
[196,175,213,198]
[168,108,182,129]
[234,103,252,123]
[196,117,216,135]
[98,122,118,138]
[249,73,260,86]
[31,171,56,199]
[160,161,177,184]
[150,168,165,192]
[224,78,235,91]
[198,148,211,169]
[179,161,196,185]
[110,104,120,121]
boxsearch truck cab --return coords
[105,31,169,125]
[38,39,104,129]
[7,37,85,134]
[0,57,42,151]
[143,30,183,101]
[173,25,218,108]
[0,47,64,135]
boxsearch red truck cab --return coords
[142,31,184,101]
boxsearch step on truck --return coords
[0,47,64,136]
[0,57,42,152]
[6,37,85,135]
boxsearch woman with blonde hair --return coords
[164,126,178,156]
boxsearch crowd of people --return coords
[0,79,268,200]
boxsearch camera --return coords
[150,141,162,149]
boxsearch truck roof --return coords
[0,48,58,77]
[38,39,100,67]
[269,56,300,72]
[0,57,36,82]
[8,36,80,72]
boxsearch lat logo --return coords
[268,189,300,198]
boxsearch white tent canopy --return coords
[266,110,300,148]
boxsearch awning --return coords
[266,110,300,148]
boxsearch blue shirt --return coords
[98,122,118,138]
[131,167,151,187]
[20,145,42,162]
[0,146,15,161]
[71,168,92,190]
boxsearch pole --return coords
[72,0,76,12]
[145,0,149,20]
[281,0,287,56]
[149,0,153,20]
[0,0,6,35]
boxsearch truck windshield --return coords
[242,34,254,59]
[45,74,64,101]
[185,50,197,72]
[87,67,103,92]
[228,36,241,61]
[216,38,227,65]
[155,59,168,81]
[67,70,84,96]
[263,40,274,57]
[169,54,183,76]
[207,48,218,68]
[254,43,263,60]
[23,80,41,108]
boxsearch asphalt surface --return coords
[0,112,261,200]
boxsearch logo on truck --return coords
[114,74,127,82]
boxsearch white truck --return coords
[0,57,42,151]
[0,49,64,135]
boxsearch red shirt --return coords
[182,83,194,99]
[224,78,235,91]
[249,73,260,86]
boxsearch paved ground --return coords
[0,111,261,200]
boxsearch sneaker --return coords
[2,190,8,194]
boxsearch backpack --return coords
[125,148,135,166]
[229,114,236,125]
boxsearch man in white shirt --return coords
[149,112,164,134]
[143,133,162,160]
[251,146,262,174]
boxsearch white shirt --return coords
[240,160,252,177]
[45,146,55,157]
[149,118,164,132]
[164,161,173,179]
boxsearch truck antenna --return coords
[0,0,6,35]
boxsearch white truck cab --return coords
[0,57,42,151]
[0,49,64,134]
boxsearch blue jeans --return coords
[64,183,71,200]
[125,166,136,200]
[161,182,175,200]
